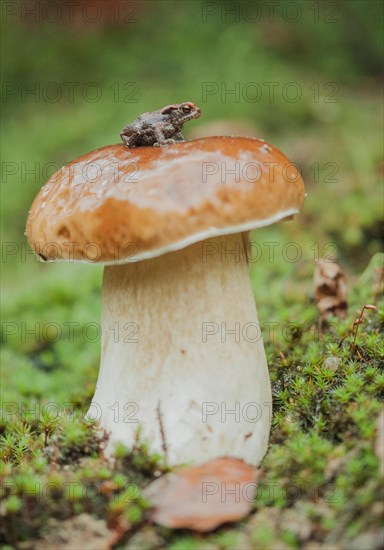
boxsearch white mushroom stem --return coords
[88,233,272,466]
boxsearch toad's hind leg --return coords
[153,127,168,146]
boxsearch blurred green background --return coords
[1,0,382,356]
[1,1,383,547]
[2,0,383,260]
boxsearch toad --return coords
[120,102,201,148]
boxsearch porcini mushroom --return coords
[26,137,305,466]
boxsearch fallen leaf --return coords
[314,259,348,330]
[143,457,261,532]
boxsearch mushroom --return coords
[26,137,305,466]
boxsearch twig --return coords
[351,304,377,354]
[156,400,168,464]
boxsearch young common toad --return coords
[120,102,201,148]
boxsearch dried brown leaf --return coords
[144,457,261,532]
[314,259,348,329]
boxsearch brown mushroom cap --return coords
[26,137,305,263]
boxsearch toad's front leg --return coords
[174,130,185,142]
[153,128,177,147]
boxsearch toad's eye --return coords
[181,105,191,113]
